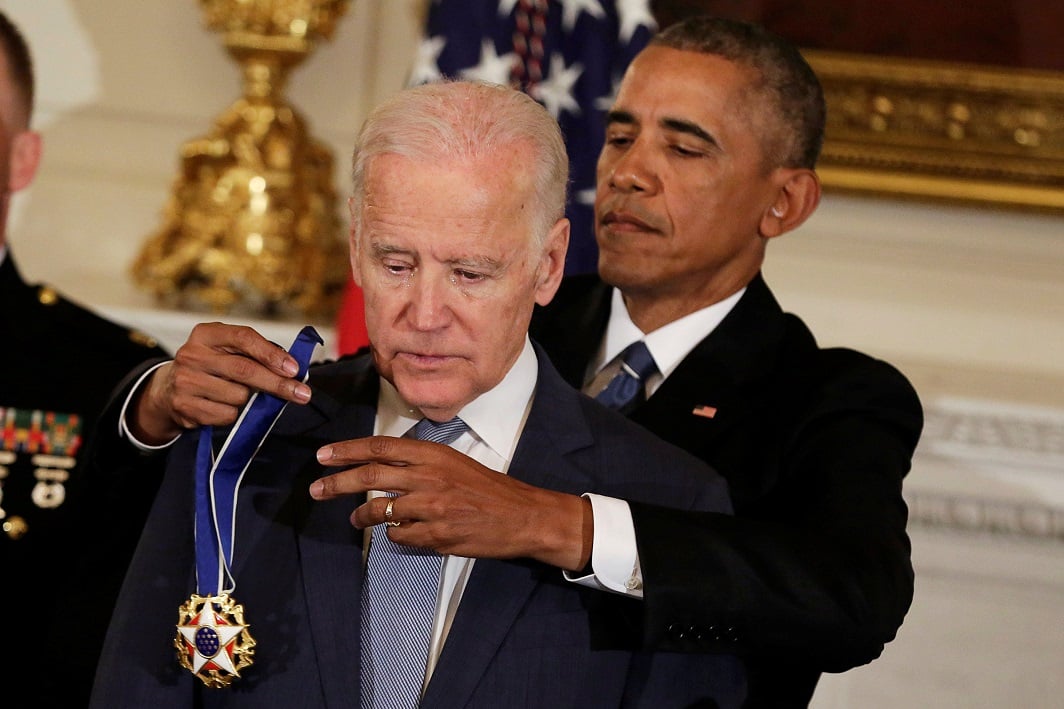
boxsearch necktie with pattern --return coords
[594,340,657,414]
[359,416,469,709]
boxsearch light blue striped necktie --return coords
[359,416,468,709]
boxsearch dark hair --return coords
[0,10,34,125]
[652,16,825,169]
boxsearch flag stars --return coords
[559,0,606,32]
[616,0,656,43]
[532,53,583,118]
[594,74,625,111]
[409,35,446,85]
[460,39,518,86]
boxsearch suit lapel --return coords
[221,356,378,705]
[421,348,596,707]
[295,360,380,705]
[631,274,789,451]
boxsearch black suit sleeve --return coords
[632,356,921,673]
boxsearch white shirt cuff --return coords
[563,493,644,598]
[118,361,180,451]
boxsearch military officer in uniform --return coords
[0,11,169,707]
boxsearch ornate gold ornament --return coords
[807,50,1064,212]
[133,0,352,316]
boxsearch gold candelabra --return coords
[132,0,351,317]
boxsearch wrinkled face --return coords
[595,46,784,307]
[351,150,567,421]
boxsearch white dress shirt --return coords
[569,286,744,597]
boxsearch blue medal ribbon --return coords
[193,325,323,596]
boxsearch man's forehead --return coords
[619,47,755,103]
[610,48,764,135]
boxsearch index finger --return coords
[316,435,444,468]
[184,323,310,403]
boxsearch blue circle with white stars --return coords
[195,627,221,657]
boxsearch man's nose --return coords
[605,141,657,194]
[405,273,453,331]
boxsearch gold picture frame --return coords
[649,1,1064,212]
[806,50,1064,212]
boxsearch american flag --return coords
[335,0,656,355]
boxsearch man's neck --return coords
[622,285,742,333]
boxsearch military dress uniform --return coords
[0,251,169,707]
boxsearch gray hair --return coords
[653,16,825,170]
[350,80,569,247]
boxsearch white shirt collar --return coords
[375,336,538,463]
[595,286,746,380]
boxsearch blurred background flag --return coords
[335,0,656,356]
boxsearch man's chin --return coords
[598,259,644,290]
[393,378,468,418]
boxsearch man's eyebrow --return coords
[660,117,716,146]
[605,109,636,126]
[450,255,503,274]
[606,109,717,147]
[370,242,408,257]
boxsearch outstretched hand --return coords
[311,435,592,571]
[130,322,313,445]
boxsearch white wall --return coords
[3,2,1061,705]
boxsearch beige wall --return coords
[4,2,1061,706]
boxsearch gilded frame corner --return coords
[805,49,1064,211]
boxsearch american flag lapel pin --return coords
[692,404,717,419]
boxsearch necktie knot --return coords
[595,341,657,414]
[618,341,657,381]
[410,416,468,445]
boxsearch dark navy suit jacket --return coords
[91,347,746,708]
[530,273,923,707]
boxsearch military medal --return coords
[175,326,322,687]
[175,593,256,688]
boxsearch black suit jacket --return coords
[0,252,169,707]
[530,273,923,707]
[91,347,747,708]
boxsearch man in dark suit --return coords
[0,11,169,707]
[90,80,745,707]
[325,17,924,708]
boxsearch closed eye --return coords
[384,262,412,275]
[453,269,486,284]
[670,143,704,158]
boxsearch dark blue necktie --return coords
[360,416,469,709]
[595,341,657,414]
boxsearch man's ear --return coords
[534,217,570,306]
[759,168,821,239]
[8,131,41,194]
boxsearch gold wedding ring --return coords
[384,498,401,527]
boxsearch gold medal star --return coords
[175,594,254,684]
